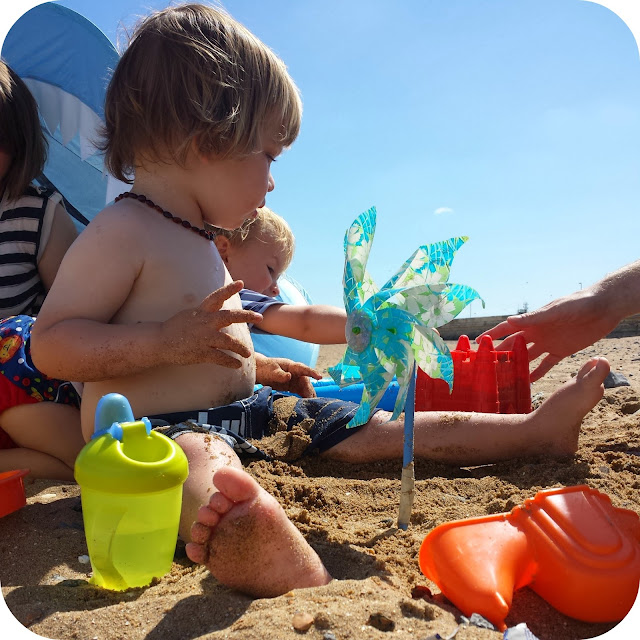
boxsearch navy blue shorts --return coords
[149,386,376,461]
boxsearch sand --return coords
[1,336,639,640]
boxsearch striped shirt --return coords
[0,185,60,316]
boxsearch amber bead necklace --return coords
[115,192,215,242]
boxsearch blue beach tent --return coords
[1,2,128,229]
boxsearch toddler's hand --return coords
[161,281,261,368]
[255,354,321,398]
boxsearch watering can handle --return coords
[92,393,152,440]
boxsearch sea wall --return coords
[439,313,640,341]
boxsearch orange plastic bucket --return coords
[419,485,640,630]
[0,469,29,518]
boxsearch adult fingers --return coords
[506,304,563,327]
[529,354,561,382]
[483,312,553,345]
[487,330,528,353]
[480,319,517,340]
[526,342,548,363]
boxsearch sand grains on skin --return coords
[186,466,331,598]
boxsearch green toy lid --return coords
[75,420,189,494]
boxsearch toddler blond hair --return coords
[100,3,302,182]
[213,207,295,271]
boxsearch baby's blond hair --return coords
[100,3,302,182]
[214,207,295,270]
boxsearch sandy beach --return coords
[1,336,639,640]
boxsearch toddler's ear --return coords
[190,135,210,164]
[214,235,231,262]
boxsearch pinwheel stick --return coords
[397,362,416,530]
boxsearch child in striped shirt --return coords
[0,61,84,479]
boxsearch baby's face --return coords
[196,125,283,231]
[226,233,287,297]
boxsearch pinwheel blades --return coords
[333,207,483,428]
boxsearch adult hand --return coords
[161,281,262,368]
[481,288,619,382]
[255,353,321,398]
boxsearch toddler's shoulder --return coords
[71,201,150,259]
[89,200,149,233]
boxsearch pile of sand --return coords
[2,336,639,640]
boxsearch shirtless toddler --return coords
[32,3,610,598]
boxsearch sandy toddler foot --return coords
[186,466,331,598]
[529,356,610,456]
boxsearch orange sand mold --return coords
[419,485,640,631]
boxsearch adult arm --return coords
[482,260,640,381]
[258,304,347,344]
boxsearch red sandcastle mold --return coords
[0,469,29,518]
[415,334,531,413]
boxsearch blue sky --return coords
[1,5,640,637]
[3,0,640,319]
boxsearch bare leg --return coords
[0,403,84,480]
[325,357,610,466]
[0,448,74,480]
[178,357,608,596]
[178,431,330,596]
[175,432,243,541]
[185,466,331,598]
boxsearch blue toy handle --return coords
[92,393,150,440]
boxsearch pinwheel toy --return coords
[329,206,482,528]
